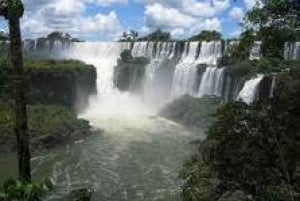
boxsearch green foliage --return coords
[160,95,221,129]
[5,0,24,19]
[181,71,300,200]
[0,178,53,201]
[0,104,91,150]
[231,29,256,61]
[137,29,171,42]
[225,58,300,79]
[234,0,300,60]
[0,58,89,73]
[189,30,222,42]
[180,154,217,201]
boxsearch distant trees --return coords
[189,30,222,42]
[119,30,138,42]
[235,0,300,59]
[43,31,82,42]
[137,29,171,42]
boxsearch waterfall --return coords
[197,41,222,65]
[237,74,264,105]
[249,41,262,60]
[143,42,177,105]
[171,41,223,98]
[171,42,200,97]
[23,39,286,107]
[132,41,148,57]
[284,42,300,60]
[269,76,276,98]
[198,67,225,97]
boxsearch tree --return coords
[138,29,171,41]
[241,0,300,58]
[189,30,222,41]
[0,0,31,182]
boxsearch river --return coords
[0,113,199,200]
[0,42,202,200]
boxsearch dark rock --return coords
[218,190,248,201]
[258,75,273,100]
[68,188,93,201]
[0,64,97,111]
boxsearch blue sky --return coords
[0,0,257,41]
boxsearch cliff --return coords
[0,59,97,111]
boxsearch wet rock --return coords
[68,188,93,201]
[218,190,248,201]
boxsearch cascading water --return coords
[197,41,222,65]
[171,41,225,98]
[284,42,300,60]
[198,67,225,97]
[171,42,200,97]
[63,42,158,121]
[237,74,264,105]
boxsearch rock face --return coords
[218,190,248,201]
[0,64,97,111]
[26,67,96,111]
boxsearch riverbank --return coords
[0,104,96,153]
[0,59,98,153]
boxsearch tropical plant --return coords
[0,178,53,201]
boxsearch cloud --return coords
[229,7,244,21]
[141,2,223,39]
[20,0,123,40]
[144,3,195,28]
[137,0,230,17]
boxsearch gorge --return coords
[0,38,299,200]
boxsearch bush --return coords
[0,58,89,73]
[181,73,300,200]
[0,178,53,201]
[0,104,92,151]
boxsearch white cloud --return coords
[137,0,230,17]
[229,7,244,21]
[145,3,195,28]
[142,3,222,38]
[20,0,122,40]
[188,18,222,36]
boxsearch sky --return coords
[0,0,258,41]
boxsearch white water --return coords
[284,42,300,60]
[197,41,222,65]
[63,42,157,124]
[249,41,262,60]
[198,67,225,97]
[171,42,200,97]
[237,74,264,105]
